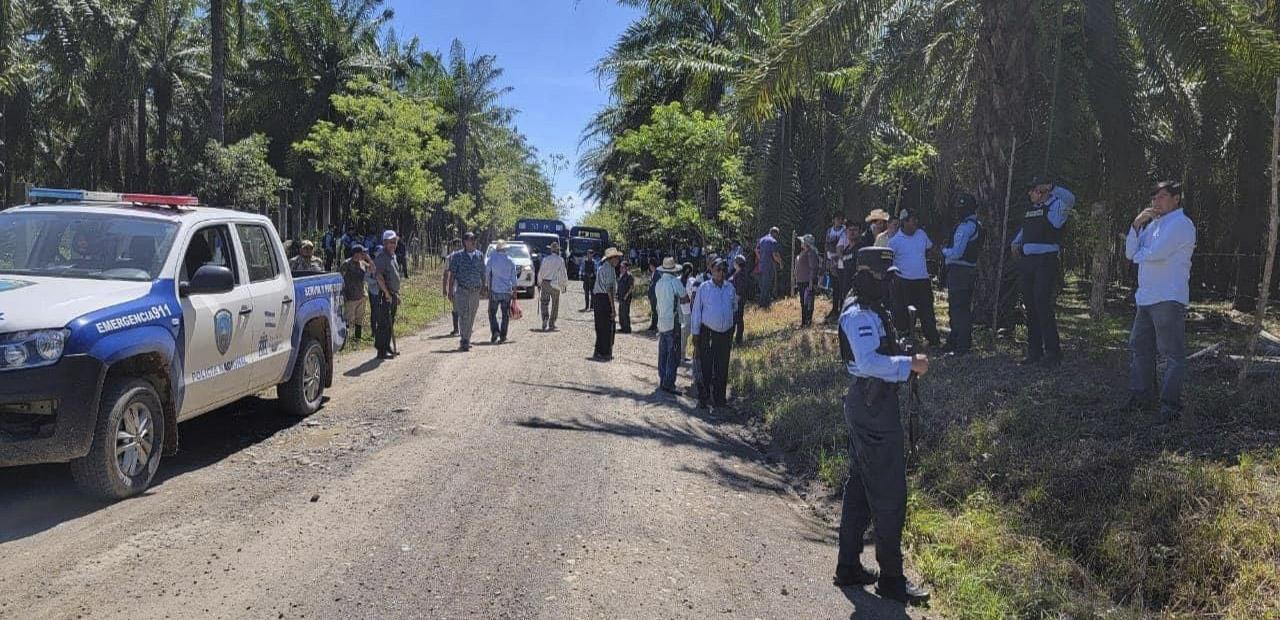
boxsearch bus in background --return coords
[566,226,610,281]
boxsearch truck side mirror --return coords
[180,265,235,297]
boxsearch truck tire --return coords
[278,334,325,417]
[70,378,165,500]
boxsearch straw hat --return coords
[658,257,681,272]
[603,247,624,260]
[865,209,890,223]
[495,239,510,251]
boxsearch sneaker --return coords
[499,335,507,344]
[875,577,930,605]
[833,563,879,587]
[491,333,499,344]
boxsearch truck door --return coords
[178,223,257,418]
[234,223,296,391]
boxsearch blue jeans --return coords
[1129,301,1186,410]
[489,293,512,338]
[658,325,682,390]
[758,267,775,307]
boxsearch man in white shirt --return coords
[1121,181,1196,423]
[691,259,738,410]
[886,209,941,348]
[537,241,569,331]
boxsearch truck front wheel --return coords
[70,378,165,500]
[278,334,325,417]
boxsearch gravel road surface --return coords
[1,306,932,620]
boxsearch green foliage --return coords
[603,102,751,249]
[858,137,938,202]
[192,134,287,208]
[294,79,450,224]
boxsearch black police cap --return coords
[856,246,899,275]
[954,192,977,210]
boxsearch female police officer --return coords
[834,246,930,605]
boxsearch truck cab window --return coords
[182,225,239,284]
[237,224,280,282]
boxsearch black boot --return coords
[833,563,879,587]
[875,577,930,605]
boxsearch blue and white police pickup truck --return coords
[0,188,346,499]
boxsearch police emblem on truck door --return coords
[214,309,233,355]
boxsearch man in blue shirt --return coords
[485,240,519,344]
[886,209,941,348]
[1122,181,1196,423]
[941,193,983,356]
[1011,176,1075,365]
[755,227,783,308]
[691,259,737,409]
[835,247,930,605]
[446,233,486,351]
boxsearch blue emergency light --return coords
[28,187,200,206]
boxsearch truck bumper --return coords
[0,355,106,467]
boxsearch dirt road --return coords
[1,306,930,620]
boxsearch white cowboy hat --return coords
[603,247,624,260]
[495,239,510,251]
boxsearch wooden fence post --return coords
[1088,202,1112,320]
[1239,77,1280,388]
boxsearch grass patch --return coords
[341,263,450,354]
[730,288,1280,618]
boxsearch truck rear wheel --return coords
[278,334,325,417]
[70,378,165,500]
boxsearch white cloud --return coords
[557,192,599,227]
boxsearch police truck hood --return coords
[0,276,156,332]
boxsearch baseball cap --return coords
[382,230,398,242]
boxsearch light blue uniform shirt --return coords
[691,279,737,335]
[942,215,979,267]
[840,304,913,381]
[886,229,933,280]
[486,251,518,295]
[1124,208,1196,306]
[1012,185,1076,255]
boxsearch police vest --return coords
[955,216,984,263]
[1021,198,1063,245]
[838,296,902,364]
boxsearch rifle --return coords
[902,305,923,463]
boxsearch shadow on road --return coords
[840,586,915,619]
[343,356,386,377]
[0,396,317,545]
[513,414,759,462]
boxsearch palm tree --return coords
[141,0,207,191]
[432,39,515,210]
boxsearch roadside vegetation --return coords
[729,289,1280,619]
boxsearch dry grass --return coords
[729,288,1280,619]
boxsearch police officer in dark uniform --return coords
[1010,176,1075,365]
[834,246,931,605]
[941,193,983,356]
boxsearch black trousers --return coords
[837,378,906,582]
[618,298,632,332]
[1019,252,1062,358]
[732,304,745,344]
[593,293,614,357]
[697,328,733,405]
[828,267,847,318]
[893,278,940,346]
[583,278,596,309]
[797,282,814,326]
[373,295,398,354]
[945,264,976,353]
[648,285,659,329]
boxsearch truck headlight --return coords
[0,329,70,371]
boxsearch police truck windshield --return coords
[0,211,180,281]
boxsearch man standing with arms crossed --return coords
[537,240,568,331]
[445,232,485,351]
[1011,176,1075,366]
[1121,181,1196,423]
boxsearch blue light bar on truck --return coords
[28,187,200,206]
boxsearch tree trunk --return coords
[210,0,226,144]
[972,0,1036,320]
[1238,77,1280,388]
[137,89,149,189]
[155,79,172,192]
[1088,202,1111,319]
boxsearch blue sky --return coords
[385,0,642,225]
